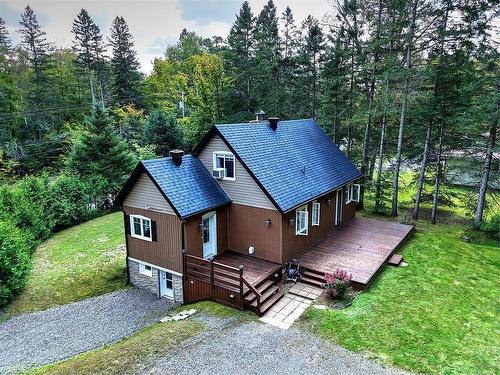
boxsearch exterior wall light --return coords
[229,293,235,299]
[288,218,295,226]
[327,199,332,206]
[265,219,272,226]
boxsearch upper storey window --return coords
[213,151,235,180]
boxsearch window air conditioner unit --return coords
[212,168,226,180]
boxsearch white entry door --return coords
[202,212,217,259]
[335,189,343,226]
[159,270,173,299]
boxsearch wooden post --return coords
[182,250,187,303]
[239,265,244,308]
[210,259,215,299]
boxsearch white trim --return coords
[312,201,320,226]
[130,214,152,242]
[212,151,236,181]
[159,270,174,298]
[139,262,153,277]
[127,257,183,277]
[295,204,309,236]
[202,211,217,258]
[335,189,343,226]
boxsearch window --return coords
[346,184,361,203]
[312,201,320,226]
[213,151,235,180]
[139,263,153,277]
[295,205,308,235]
[130,215,152,241]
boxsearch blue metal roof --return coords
[142,155,231,219]
[214,119,362,212]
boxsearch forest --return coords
[0,0,498,306]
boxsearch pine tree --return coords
[71,9,104,107]
[279,6,302,118]
[18,5,51,140]
[253,0,281,115]
[142,110,182,157]
[109,16,142,106]
[67,106,135,197]
[301,15,324,119]
[226,1,255,116]
[0,17,11,53]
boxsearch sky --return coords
[1,0,332,74]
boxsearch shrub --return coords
[480,213,500,240]
[0,175,55,242]
[0,220,34,306]
[324,269,352,300]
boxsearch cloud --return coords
[1,0,332,74]
[177,0,241,26]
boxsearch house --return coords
[116,114,413,315]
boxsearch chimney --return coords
[255,110,267,122]
[170,149,184,166]
[268,117,279,131]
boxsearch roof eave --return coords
[282,173,363,214]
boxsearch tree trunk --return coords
[474,81,499,228]
[359,0,383,209]
[391,0,418,217]
[413,0,450,220]
[430,121,444,224]
[375,112,387,211]
[413,122,431,220]
[89,68,96,107]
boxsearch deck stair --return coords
[388,254,404,266]
[300,269,325,288]
[243,275,284,316]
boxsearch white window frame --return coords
[295,205,309,236]
[213,151,236,181]
[312,201,320,226]
[345,184,360,203]
[130,214,152,242]
[139,262,153,277]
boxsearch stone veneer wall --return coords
[128,259,184,304]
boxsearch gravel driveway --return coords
[0,288,172,374]
[150,314,408,375]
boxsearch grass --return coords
[4,212,127,317]
[300,215,499,374]
[29,319,203,374]
[178,300,258,322]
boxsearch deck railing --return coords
[182,251,247,309]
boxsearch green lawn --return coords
[301,218,500,374]
[5,212,127,317]
[30,319,203,375]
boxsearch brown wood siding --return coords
[184,206,228,258]
[343,201,356,221]
[124,206,183,273]
[281,193,336,263]
[184,276,242,309]
[227,204,282,264]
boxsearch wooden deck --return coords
[214,251,281,287]
[299,217,413,288]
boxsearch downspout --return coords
[123,211,130,285]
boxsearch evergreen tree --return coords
[72,9,105,107]
[279,6,302,118]
[67,106,135,197]
[142,110,182,157]
[226,1,255,117]
[253,0,281,115]
[18,5,51,140]
[109,16,142,107]
[301,15,324,119]
[0,17,11,53]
